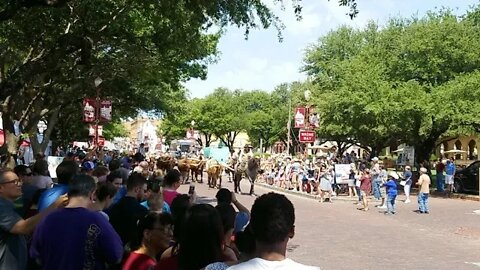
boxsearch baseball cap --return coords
[82,161,95,171]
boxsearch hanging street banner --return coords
[88,125,103,137]
[294,107,306,128]
[299,129,316,143]
[99,100,112,122]
[83,99,96,123]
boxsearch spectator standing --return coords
[163,170,182,206]
[403,166,413,203]
[31,160,53,189]
[435,158,445,192]
[383,172,398,215]
[30,174,123,269]
[91,182,117,220]
[370,157,381,201]
[37,160,78,211]
[107,173,149,247]
[13,165,37,216]
[417,167,431,214]
[123,213,174,270]
[359,170,372,211]
[141,178,171,214]
[155,204,227,270]
[445,159,456,193]
[228,193,319,270]
[0,169,66,270]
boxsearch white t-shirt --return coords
[227,258,320,270]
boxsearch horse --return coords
[234,157,260,195]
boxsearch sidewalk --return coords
[255,183,480,202]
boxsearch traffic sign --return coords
[299,130,316,143]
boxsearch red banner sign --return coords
[299,130,316,143]
[99,100,112,122]
[0,129,4,147]
[83,99,96,123]
[294,107,306,128]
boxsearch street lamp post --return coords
[94,77,103,147]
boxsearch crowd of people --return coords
[255,150,443,215]
[0,147,320,270]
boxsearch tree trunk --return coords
[29,109,59,156]
[0,117,19,168]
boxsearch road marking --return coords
[473,210,480,215]
[466,262,480,268]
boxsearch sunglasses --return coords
[0,179,22,186]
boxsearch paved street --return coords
[178,177,480,270]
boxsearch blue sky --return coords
[185,0,478,98]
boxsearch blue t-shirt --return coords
[110,186,127,207]
[38,184,69,212]
[446,163,455,175]
[140,200,171,214]
[384,179,398,196]
[30,207,123,270]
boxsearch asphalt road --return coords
[177,177,480,270]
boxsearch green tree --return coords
[304,7,480,163]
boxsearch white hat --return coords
[420,167,427,173]
[372,157,379,162]
[389,171,399,180]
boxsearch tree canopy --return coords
[303,7,480,162]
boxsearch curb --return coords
[255,183,358,202]
[255,183,480,202]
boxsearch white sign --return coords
[334,164,352,184]
[47,156,64,179]
[397,146,415,166]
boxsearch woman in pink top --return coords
[163,170,182,205]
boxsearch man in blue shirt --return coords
[445,159,456,193]
[37,160,78,211]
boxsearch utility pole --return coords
[287,96,291,155]
[94,77,103,147]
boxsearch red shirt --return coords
[436,162,445,173]
[360,175,372,194]
[163,189,181,206]
[123,252,156,270]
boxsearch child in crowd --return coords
[383,172,399,215]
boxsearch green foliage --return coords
[304,6,480,160]
[103,121,128,140]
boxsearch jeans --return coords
[387,194,396,213]
[356,186,362,201]
[418,192,429,212]
[436,173,444,192]
[373,180,382,200]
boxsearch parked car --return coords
[453,161,480,195]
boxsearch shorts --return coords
[445,175,454,184]
[347,179,355,187]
